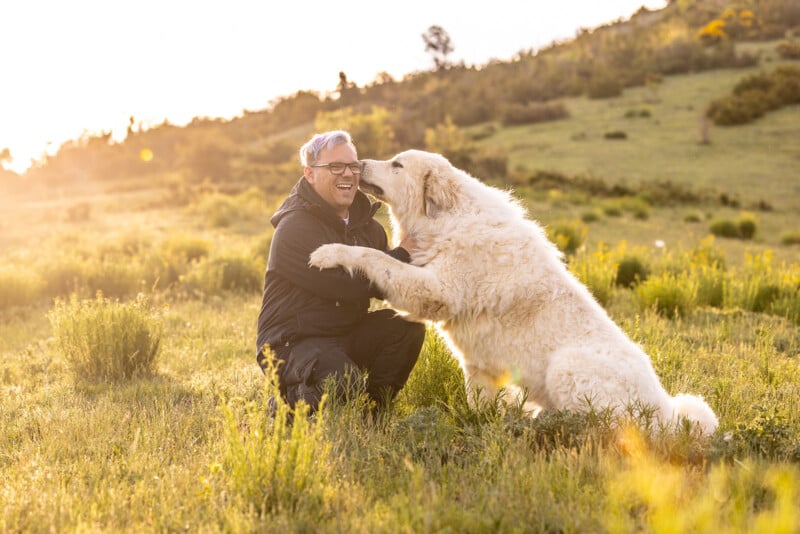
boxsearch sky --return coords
[1,0,667,173]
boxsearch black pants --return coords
[263,310,425,411]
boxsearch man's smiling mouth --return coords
[336,183,354,191]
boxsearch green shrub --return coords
[547,219,588,255]
[195,194,238,228]
[779,230,800,245]
[49,293,162,382]
[624,108,652,118]
[38,254,88,298]
[37,254,143,299]
[737,212,758,240]
[581,210,602,223]
[0,265,44,310]
[683,211,703,223]
[707,66,800,126]
[776,40,800,59]
[725,252,792,315]
[602,202,623,217]
[97,228,153,259]
[250,231,274,263]
[616,256,650,288]
[160,235,212,263]
[712,405,800,462]
[500,101,569,126]
[182,254,263,295]
[709,219,741,238]
[149,235,213,290]
[569,244,617,307]
[218,378,332,515]
[603,130,628,140]
[84,259,145,299]
[636,272,697,318]
[706,91,770,126]
[588,76,623,99]
[396,328,465,413]
[693,264,726,308]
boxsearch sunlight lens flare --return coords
[139,148,154,162]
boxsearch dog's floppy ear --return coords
[423,169,459,218]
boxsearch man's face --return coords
[304,142,359,218]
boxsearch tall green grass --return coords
[49,292,163,382]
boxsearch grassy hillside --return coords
[2,16,800,534]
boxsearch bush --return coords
[182,253,263,295]
[49,293,162,382]
[218,377,332,515]
[604,130,628,140]
[500,101,569,126]
[725,251,792,315]
[547,220,588,255]
[709,219,741,238]
[779,230,800,245]
[737,212,758,240]
[581,210,602,223]
[776,40,800,60]
[0,266,44,310]
[37,253,145,300]
[693,264,726,308]
[707,66,800,126]
[684,211,703,223]
[569,244,617,307]
[624,108,652,118]
[615,256,649,288]
[708,213,757,240]
[636,272,697,318]
[588,76,623,99]
[396,328,465,412]
[160,235,212,263]
[706,91,770,126]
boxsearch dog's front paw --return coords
[309,243,353,271]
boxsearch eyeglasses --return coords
[310,161,362,175]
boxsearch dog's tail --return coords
[669,393,719,435]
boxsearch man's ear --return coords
[423,170,459,218]
[303,166,315,183]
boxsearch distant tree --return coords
[0,147,10,169]
[422,25,454,70]
[316,106,396,159]
[337,71,357,103]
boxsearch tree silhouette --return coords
[337,71,357,103]
[422,25,454,70]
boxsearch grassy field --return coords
[2,51,800,531]
[476,48,800,265]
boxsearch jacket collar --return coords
[271,177,380,229]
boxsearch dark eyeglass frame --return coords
[310,161,362,175]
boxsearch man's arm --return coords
[269,213,381,301]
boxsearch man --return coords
[256,130,425,412]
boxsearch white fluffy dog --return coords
[309,150,718,435]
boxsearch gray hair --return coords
[299,130,356,166]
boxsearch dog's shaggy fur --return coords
[309,150,718,435]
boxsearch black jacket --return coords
[256,177,409,355]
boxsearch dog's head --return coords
[360,150,462,222]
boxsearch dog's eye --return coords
[391,161,403,169]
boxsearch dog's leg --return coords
[309,244,451,321]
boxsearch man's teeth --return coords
[336,184,353,190]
